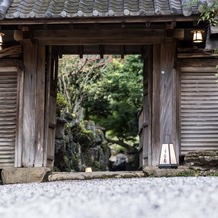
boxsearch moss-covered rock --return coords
[54,115,110,172]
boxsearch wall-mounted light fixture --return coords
[0,32,5,50]
[191,30,204,43]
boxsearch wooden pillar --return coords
[159,42,178,162]
[34,43,46,167]
[22,40,46,167]
[151,42,177,166]
[151,45,161,166]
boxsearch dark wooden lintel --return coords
[33,29,166,45]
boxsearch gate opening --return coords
[54,54,144,172]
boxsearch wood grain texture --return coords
[33,29,166,45]
[0,70,18,169]
[22,40,37,167]
[34,43,46,167]
[159,43,175,143]
[152,44,161,166]
[15,67,24,167]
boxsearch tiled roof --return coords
[0,0,205,20]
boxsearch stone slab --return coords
[1,167,51,184]
[143,166,196,177]
[48,171,145,181]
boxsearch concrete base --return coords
[1,167,52,184]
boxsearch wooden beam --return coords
[33,29,166,45]
[0,45,22,58]
[14,30,32,42]
[178,59,218,67]
[59,45,144,55]
[177,52,218,58]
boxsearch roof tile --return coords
[2,0,200,20]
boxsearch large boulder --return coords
[185,150,218,170]
[1,167,51,184]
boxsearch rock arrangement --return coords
[54,113,110,172]
[185,150,218,171]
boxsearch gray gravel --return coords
[0,177,218,218]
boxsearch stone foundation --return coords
[184,150,218,171]
[1,167,51,184]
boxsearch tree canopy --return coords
[58,55,143,149]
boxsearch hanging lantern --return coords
[158,134,178,169]
[0,32,4,50]
[191,30,204,43]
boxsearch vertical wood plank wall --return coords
[143,47,152,166]
[151,42,177,165]
[22,40,46,167]
[15,66,24,167]
[159,42,178,160]
[22,41,37,167]
[34,43,46,166]
[44,47,58,168]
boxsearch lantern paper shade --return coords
[0,32,4,50]
[159,143,178,168]
[192,30,204,43]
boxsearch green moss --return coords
[56,93,69,116]
[73,121,96,148]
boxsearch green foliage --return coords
[58,54,143,148]
[84,55,143,143]
[58,55,108,117]
[188,0,218,25]
[56,92,69,116]
[198,1,218,25]
[73,120,96,149]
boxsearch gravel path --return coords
[0,177,218,218]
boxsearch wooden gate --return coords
[138,48,152,167]
[180,68,218,154]
[44,47,58,168]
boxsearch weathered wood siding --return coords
[44,47,58,168]
[22,41,47,167]
[0,66,20,168]
[138,47,152,167]
[180,63,218,154]
[151,42,177,166]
